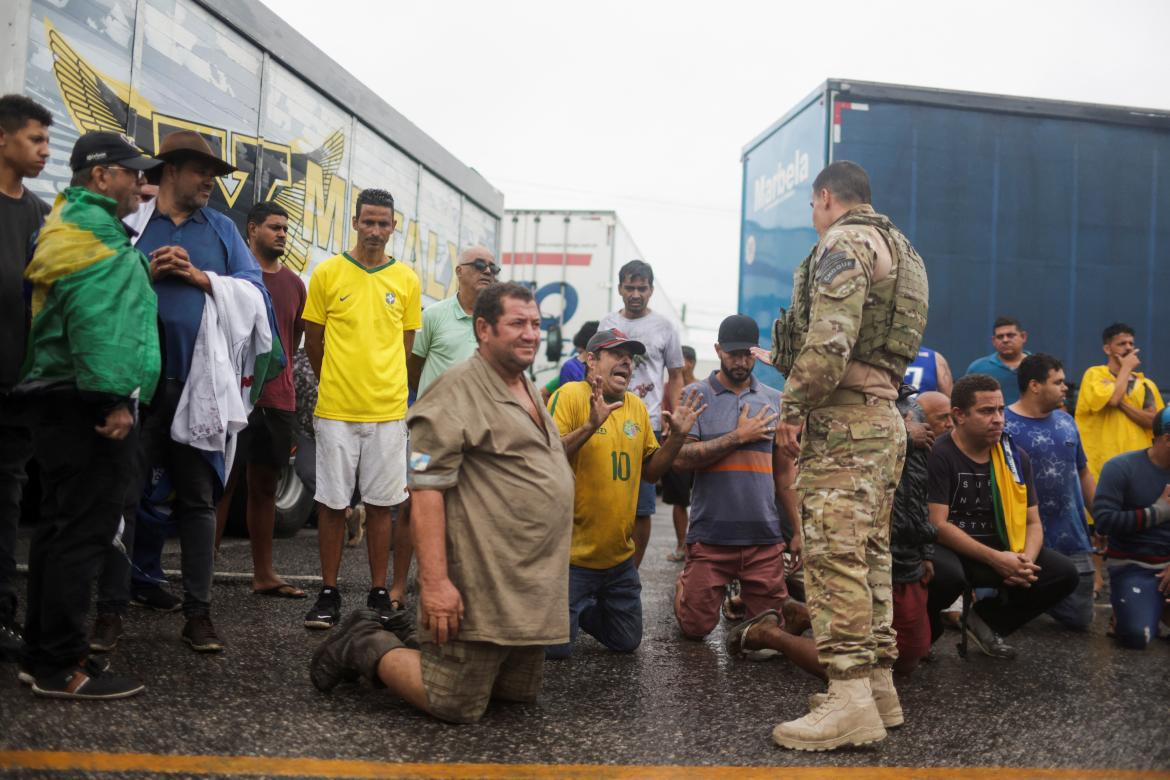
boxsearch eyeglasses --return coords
[104,165,146,182]
[460,258,500,276]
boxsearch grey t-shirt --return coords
[598,310,683,430]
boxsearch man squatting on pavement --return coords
[311,283,575,723]
[925,374,1079,658]
[545,328,703,658]
[766,160,930,751]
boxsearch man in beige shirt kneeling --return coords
[309,282,574,723]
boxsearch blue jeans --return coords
[1109,563,1167,649]
[1047,551,1095,631]
[546,557,642,658]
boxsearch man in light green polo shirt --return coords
[408,245,500,398]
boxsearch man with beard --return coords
[131,130,267,653]
[671,315,801,640]
[310,283,574,723]
[210,201,306,599]
[1006,354,1097,631]
[545,329,704,658]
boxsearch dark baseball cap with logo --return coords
[69,131,162,173]
[717,314,760,352]
[586,328,646,356]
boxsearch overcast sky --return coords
[277,0,1168,341]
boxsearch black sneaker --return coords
[89,612,123,653]
[131,585,182,612]
[182,614,225,653]
[304,587,341,630]
[21,655,109,686]
[367,588,417,647]
[0,617,24,663]
[31,658,144,700]
[965,612,1016,659]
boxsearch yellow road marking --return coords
[0,751,1167,779]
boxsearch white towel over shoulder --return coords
[171,272,273,474]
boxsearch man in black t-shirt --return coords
[0,95,52,663]
[925,373,1078,659]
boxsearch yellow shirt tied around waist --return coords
[302,252,422,422]
[549,380,659,570]
[1074,364,1165,479]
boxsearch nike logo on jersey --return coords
[340,294,351,301]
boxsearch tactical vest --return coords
[771,210,929,379]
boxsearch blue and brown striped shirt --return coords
[685,372,786,546]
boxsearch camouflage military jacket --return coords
[780,205,892,425]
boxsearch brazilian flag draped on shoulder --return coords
[989,432,1028,553]
[19,186,160,406]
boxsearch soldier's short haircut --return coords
[473,282,535,342]
[811,161,871,205]
[247,200,288,226]
[0,94,53,134]
[951,373,1002,412]
[618,259,654,286]
[355,188,395,218]
[993,315,1022,331]
[1101,321,1134,344]
[1017,353,1063,394]
[682,345,696,362]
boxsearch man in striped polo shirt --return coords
[672,315,804,643]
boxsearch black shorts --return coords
[661,467,694,507]
[238,407,295,468]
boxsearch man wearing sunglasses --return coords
[17,131,161,698]
[408,246,499,399]
[393,246,498,617]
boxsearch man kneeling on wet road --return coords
[545,329,703,658]
[309,283,575,723]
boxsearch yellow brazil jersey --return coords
[302,252,422,422]
[548,380,659,569]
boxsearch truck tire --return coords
[222,463,314,539]
[274,463,314,538]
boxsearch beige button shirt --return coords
[407,351,574,645]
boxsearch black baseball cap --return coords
[717,314,759,352]
[1155,407,1170,438]
[586,328,646,356]
[69,131,162,173]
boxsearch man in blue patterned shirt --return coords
[1005,353,1097,630]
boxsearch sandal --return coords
[253,583,307,599]
[725,609,781,660]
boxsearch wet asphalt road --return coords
[2,509,1169,776]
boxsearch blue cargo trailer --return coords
[740,80,1170,392]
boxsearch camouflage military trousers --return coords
[795,399,906,679]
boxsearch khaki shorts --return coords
[420,640,545,724]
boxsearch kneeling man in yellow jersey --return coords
[546,329,705,658]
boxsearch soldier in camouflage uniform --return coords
[769,161,928,751]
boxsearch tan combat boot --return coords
[773,676,887,751]
[807,666,904,728]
